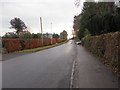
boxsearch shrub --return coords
[2,38,64,53]
[83,32,120,77]
[2,39,21,53]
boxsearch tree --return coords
[76,29,84,40]
[74,2,118,37]
[19,31,31,50]
[60,30,68,40]
[43,33,50,39]
[10,17,27,35]
[2,32,18,38]
[52,33,59,38]
[19,31,31,40]
[32,33,39,39]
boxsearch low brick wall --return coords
[83,32,120,77]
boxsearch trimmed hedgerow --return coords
[83,32,120,77]
[2,39,22,53]
[2,38,62,53]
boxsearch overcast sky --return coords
[0,0,84,38]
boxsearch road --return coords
[3,40,76,88]
[2,40,118,88]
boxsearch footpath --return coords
[74,45,118,88]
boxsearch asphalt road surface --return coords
[3,40,76,88]
[2,40,118,88]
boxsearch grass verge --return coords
[18,41,67,53]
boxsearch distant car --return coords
[76,41,81,45]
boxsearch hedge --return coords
[2,39,22,53]
[2,38,63,53]
[83,32,120,77]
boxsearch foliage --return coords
[2,38,63,53]
[2,39,22,53]
[19,41,67,53]
[83,32,120,77]
[52,33,59,38]
[76,29,84,40]
[43,33,50,39]
[74,2,120,39]
[2,32,18,39]
[19,31,31,40]
[83,29,91,37]
[60,30,68,40]
[32,33,39,39]
[10,17,27,34]
[18,31,31,49]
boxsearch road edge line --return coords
[70,58,76,88]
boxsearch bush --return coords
[83,32,120,77]
[2,38,63,53]
[2,39,22,53]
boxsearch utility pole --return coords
[51,22,53,45]
[40,17,43,46]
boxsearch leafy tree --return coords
[37,33,42,39]
[10,17,27,34]
[43,33,49,39]
[32,33,39,39]
[74,2,119,39]
[60,30,68,40]
[2,32,18,38]
[19,31,31,40]
[52,33,59,38]
[76,29,84,40]
[84,29,91,37]
[19,31,31,50]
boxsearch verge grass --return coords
[18,41,67,53]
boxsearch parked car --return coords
[76,41,81,45]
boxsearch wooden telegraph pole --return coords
[51,22,53,45]
[40,17,43,46]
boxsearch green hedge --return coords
[83,32,120,77]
